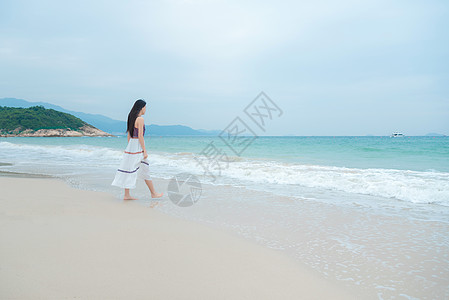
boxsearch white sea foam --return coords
[1,141,448,206]
[0,141,122,163]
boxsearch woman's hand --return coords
[143,150,148,159]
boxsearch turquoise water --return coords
[150,135,448,172]
[1,136,448,207]
[1,135,448,208]
[6,135,447,171]
[135,136,449,172]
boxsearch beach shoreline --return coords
[1,135,448,299]
[0,176,357,299]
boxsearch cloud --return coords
[0,0,448,134]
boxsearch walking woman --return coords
[112,99,163,200]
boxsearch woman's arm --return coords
[127,131,130,143]
[136,117,148,158]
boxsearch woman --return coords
[111,99,163,200]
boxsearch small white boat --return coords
[391,132,404,137]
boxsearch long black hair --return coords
[127,99,146,134]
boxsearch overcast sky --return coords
[1,0,448,135]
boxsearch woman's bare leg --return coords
[124,188,137,200]
[144,180,163,198]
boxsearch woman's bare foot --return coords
[151,192,163,199]
[123,188,136,200]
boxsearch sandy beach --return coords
[0,176,355,299]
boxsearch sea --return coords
[1,135,448,299]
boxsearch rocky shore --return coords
[0,125,113,137]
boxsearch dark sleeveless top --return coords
[132,126,145,138]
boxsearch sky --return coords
[1,0,448,135]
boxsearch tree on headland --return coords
[0,106,88,133]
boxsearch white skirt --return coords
[111,139,152,189]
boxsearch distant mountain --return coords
[197,128,222,135]
[0,98,217,136]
